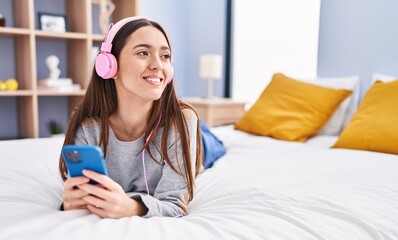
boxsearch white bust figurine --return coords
[46,55,61,80]
[92,0,115,34]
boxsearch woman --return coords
[59,16,203,218]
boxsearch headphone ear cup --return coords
[95,52,118,79]
[167,65,174,84]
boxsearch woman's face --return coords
[115,25,172,102]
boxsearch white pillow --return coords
[372,73,397,84]
[300,76,360,136]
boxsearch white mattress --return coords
[0,127,397,240]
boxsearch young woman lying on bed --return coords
[58,16,203,219]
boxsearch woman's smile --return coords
[143,75,163,85]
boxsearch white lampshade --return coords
[199,54,223,79]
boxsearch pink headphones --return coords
[95,16,174,83]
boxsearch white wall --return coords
[141,0,227,98]
[318,0,398,98]
[231,0,321,105]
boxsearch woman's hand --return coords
[78,169,148,218]
[62,176,91,210]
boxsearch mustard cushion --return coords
[333,80,398,154]
[235,73,352,142]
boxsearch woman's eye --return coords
[162,54,171,60]
[137,51,149,56]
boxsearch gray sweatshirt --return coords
[73,116,198,218]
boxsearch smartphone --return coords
[61,145,108,184]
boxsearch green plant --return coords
[48,120,63,135]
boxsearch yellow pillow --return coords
[235,73,352,142]
[333,80,398,154]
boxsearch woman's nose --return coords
[149,56,163,70]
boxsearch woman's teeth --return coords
[146,77,161,83]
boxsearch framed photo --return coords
[38,12,67,33]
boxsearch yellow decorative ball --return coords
[6,79,19,91]
[0,81,6,91]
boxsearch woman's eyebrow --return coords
[133,44,170,51]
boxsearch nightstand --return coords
[184,98,246,127]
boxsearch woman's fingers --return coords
[84,195,136,219]
[82,194,108,209]
[63,177,91,210]
[86,204,109,218]
[64,176,90,190]
[63,192,89,210]
[72,170,143,218]
[63,188,90,209]
[79,183,113,201]
[66,199,89,210]
[82,170,122,192]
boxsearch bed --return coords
[0,125,397,240]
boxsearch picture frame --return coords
[0,14,5,27]
[38,12,67,33]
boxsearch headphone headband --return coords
[101,16,153,53]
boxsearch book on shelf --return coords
[38,84,81,92]
[38,78,81,92]
[38,78,73,87]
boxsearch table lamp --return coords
[199,54,223,98]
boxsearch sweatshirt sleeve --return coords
[73,118,101,146]
[129,117,198,218]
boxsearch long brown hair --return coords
[59,18,203,201]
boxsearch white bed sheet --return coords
[0,127,397,240]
